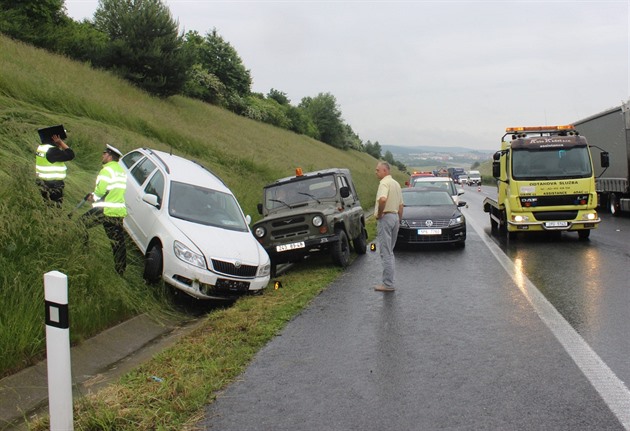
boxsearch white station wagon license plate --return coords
[418,228,442,235]
[276,241,305,252]
[545,221,569,228]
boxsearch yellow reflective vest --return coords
[35,144,67,181]
[92,161,127,217]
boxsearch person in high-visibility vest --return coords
[80,144,128,275]
[35,134,75,206]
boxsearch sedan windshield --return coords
[168,182,248,231]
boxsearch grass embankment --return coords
[1,34,396,428]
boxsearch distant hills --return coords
[382,144,494,170]
[382,144,494,156]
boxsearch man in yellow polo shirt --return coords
[374,161,403,292]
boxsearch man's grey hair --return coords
[378,161,391,171]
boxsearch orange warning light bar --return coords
[505,125,575,133]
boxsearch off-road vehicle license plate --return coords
[276,241,305,252]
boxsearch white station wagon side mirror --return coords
[142,193,160,208]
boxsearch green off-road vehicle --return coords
[252,168,368,276]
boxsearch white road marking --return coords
[467,215,630,429]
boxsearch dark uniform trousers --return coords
[80,208,127,275]
[37,179,65,206]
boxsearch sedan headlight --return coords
[258,261,271,277]
[312,215,323,227]
[449,216,464,226]
[400,219,410,228]
[254,226,266,238]
[174,240,206,269]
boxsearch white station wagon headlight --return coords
[174,240,206,269]
[258,261,271,277]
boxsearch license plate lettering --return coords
[418,229,441,235]
[215,279,250,292]
[545,221,568,228]
[276,241,305,252]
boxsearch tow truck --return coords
[483,125,608,240]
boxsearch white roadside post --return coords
[44,271,74,431]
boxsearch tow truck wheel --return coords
[578,230,591,240]
[609,193,620,217]
[331,229,350,267]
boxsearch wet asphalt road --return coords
[195,186,630,430]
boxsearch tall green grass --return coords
[0,34,406,377]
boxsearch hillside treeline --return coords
[0,0,407,171]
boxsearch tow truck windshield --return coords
[511,146,593,180]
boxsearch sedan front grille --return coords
[211,259,257,277]
[405,219,451,228]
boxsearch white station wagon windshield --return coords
[168,181,248,231]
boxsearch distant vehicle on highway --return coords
[397,188,467,248]
[411,176,464,204]
[466,170,482,186]
[405,171,434,187]
[120,148,271,300]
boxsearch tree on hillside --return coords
[394,160,407,172]
[364,140,382,159]
[285,105,319,137]
[0,0,66,49]
[183,29,252,113]
[299,93,346,149]
[342,124,363,151]
[384,150,395,165]
[267,88,290,105]
[93,0,189,96]
[55,19,109,63]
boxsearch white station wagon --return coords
[121,148,271,300]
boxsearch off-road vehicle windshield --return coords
[264,175,337,210]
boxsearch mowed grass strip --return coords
[29,258,351,430]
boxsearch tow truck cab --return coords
[483,125,608,240]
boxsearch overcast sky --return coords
[64,0,629,150]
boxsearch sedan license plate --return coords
[215,278,250,292]
[418,228,442,235]
[276,241,305,252]
[545,221,568,228]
